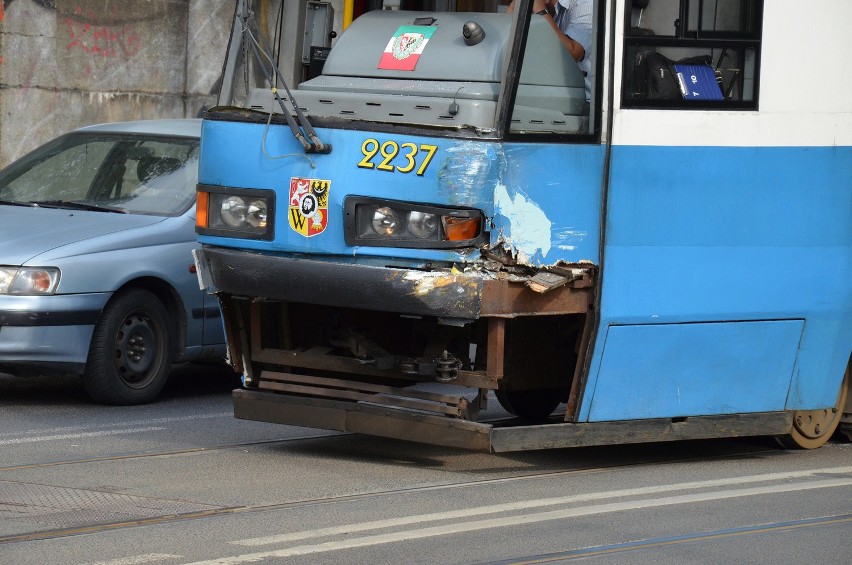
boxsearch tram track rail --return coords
[0,434,338,473]
[0,434,787,546]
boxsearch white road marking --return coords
[0,413,231,439]
[235,466,852,546]
[85,554,181,565]
[0,427,168,445]
[185,477,852,564]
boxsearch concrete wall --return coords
[0,0,233,168]
[0,0,350,168]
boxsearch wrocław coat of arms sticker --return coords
[288,177,329,237]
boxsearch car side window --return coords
[622,0,762,109]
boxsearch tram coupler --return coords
[435,350,463,382]
[398,351,464,382]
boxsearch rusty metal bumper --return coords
[196,246,592,320]
[197,246,483,319]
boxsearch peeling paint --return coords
[552,227,588,252]
[82,91,158,106]
[494,182,552,262]
[391,269,484,318]
[403,270,479,297]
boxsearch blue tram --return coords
[193,0,851,451]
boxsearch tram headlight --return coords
[407,211,439,239]
[345,196,485,249]
[196,185,274,240]
[221,196,248,228]
[371,206,400,236]
[246,199,268,229]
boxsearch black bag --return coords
[624,27,656,100]
[643,53,714,100]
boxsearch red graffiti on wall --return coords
[65,6,141,59]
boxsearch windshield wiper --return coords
[32,200,128,214]
[0,198,37,207]
[237,0,330,154]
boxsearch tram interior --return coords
[243,8,587,134]
[623,0,761,105]
[229,0,761,140]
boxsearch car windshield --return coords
[0,132,199,216]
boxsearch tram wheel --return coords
[495,388,564,421]
[776,364,849,449]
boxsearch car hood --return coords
[0,206,169,266]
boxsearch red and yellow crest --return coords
[288,177,330,237]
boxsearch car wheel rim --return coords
[114,311,162,388]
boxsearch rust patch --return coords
[385,269,485,318]
[403,270,479,296]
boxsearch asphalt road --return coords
[1,364,850,564]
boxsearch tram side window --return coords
[509,2,600,136]
[623,0,762,109]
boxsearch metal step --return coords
[257,370,479,419]
[231,370,491,450]
[233,371,795,453]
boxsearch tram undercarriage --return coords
[221,263,592,416]
[207,255,845,452]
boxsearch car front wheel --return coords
[82,288,173,405]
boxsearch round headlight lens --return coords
[371,206,399,236]
[407,211,438,239]
[246,199,268,228]
[221,196,247,228]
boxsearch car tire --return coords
[82,288,173,405]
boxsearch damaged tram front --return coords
[195,1,852,452]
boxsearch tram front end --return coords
[194,8,596,451]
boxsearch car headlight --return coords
[196,185,274,240]
[345,197,485,248]
[0,267,61,295]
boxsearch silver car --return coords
[0,119,225,404]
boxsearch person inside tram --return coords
[507,0,594,100]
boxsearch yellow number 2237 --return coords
[357,139,437,176]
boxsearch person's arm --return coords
[506,0,586,62]
[543,11,585,61]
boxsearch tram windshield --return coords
[216,0,597,138]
